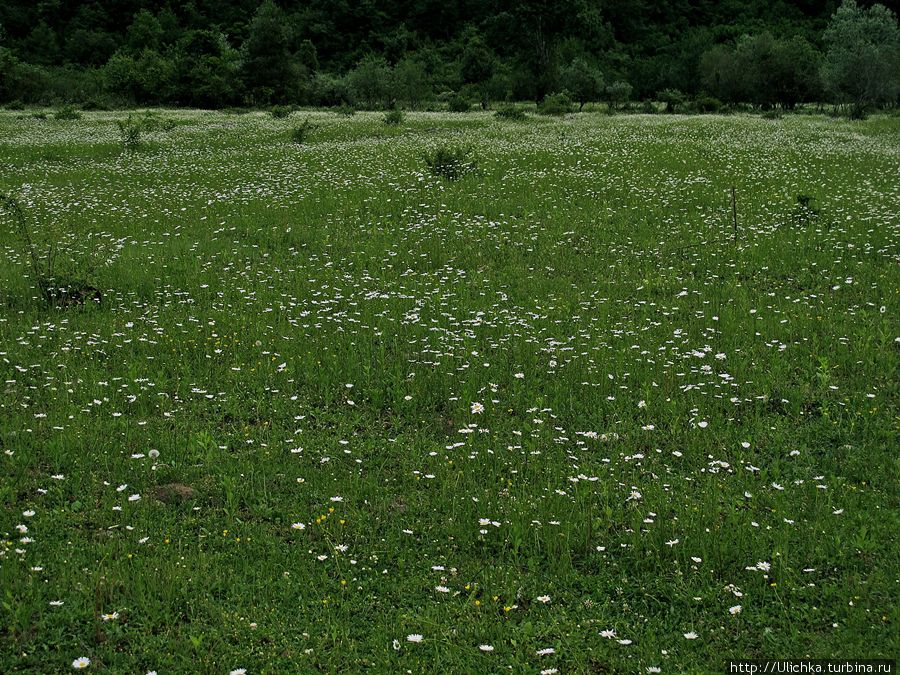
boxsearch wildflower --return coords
[683,631,698,640]
[729,605,742,615]
[479,644,494,652]
[536,648,555,655]
[229,670,247,675]
[101,611,119,621]
[72,657,91,669]
[291,522,306,530]
[470,402,485,414]
[392,639,400,650]
[536,595,551,603]
[600,629,617,638]
[407,634,423,643]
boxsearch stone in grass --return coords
[150,483,197,504]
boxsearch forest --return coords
[0,0,898,113]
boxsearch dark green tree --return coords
[560,57,604,109]
[822,0,900,112]
[242,0,301,104]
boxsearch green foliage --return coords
[348,54,392,109]
[658,88,686,113]
[423,145,476,180]
[242,0,303,104]
[116,114,144,151]
[690,94,724,113]
[0,1,896,112]
[701,33,822,108]
[822,0,900,113]
[383,109,405,125]
[538,92,573,115]
[290,117,314,144]
[447,94,471,112]
[605,80,633,111]
[0,192,103,306]
[494,105,527,121]
[560,58,604,110]
[53,104,82,120]
[392,57,431,108]
[270,105,292,119]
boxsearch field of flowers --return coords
[0,110,897,673]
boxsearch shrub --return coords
[761,109,782,120]
[116,114,145,151]
[538,92,573,116]
[605,81,633,112]
[5,100,25,111]
[336,102,356,116]
[447,95,471,112]
[423,145,476,181]
[494,105,527,121]
[692,94,723,114]
[53,104,82,120]
[0,193,104,307]
[383,109,405,125]
[115,111,173,152]
[658,88,686,113]
[270,105,292,119]
[290,117,314,144]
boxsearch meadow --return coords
[0,109,897,673]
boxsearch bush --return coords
[290,117,314,144]
[692,94,723,114]
[761,109,782,120]
[383,109,405,125]
[423,145,476,181]
[494,105,527,121]
[116,114,145,151]
[53,104,82,120]
[270,105,292,119]
[5,100,25,111]
[447,95,471,112]
[115,111,173,152]
[0,193,104,307]
[605,81,633,112]
[538,92,573,116]
[336,102,356,116]
[658,88,686,113]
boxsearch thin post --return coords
[731,186,738,243]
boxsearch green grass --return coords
[0,109,898,673]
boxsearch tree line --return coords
[0,0,897,115]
